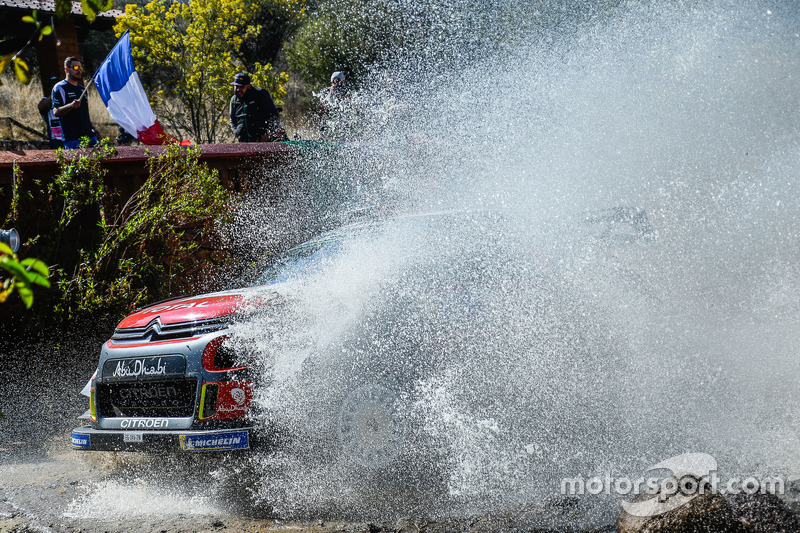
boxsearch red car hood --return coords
[117,288,270,328]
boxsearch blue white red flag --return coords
[94,31,173,145]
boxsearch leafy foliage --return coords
[1,0,114,85]
[285,0,545,90]
[0,0,114,86]
[52,141,234,318]
[0,243,50,309]
[79,0,114,22]
[286,0,403,90]
[115,0,297,143]
[0,10,49,86]
[53,139,118,230]
[236,0,307,69]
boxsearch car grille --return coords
[96,378,198,418]
[112,317,228,343]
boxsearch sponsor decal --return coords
[209,382,252,419]
[120,418,170,429]
[216,404,248,414]
[142,300,213,315]
[118,384,178,402]
[179,430,250,451]
[113,358,167,378]
[112,380,193,409]
[103,355,186,382]
[231,387,246,405]
[72,432,90,449]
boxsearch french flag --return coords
[94,31,172,145]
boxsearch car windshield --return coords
[227,210,517,290]
[232,238,343,289]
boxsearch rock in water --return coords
[616,475,747,533]
[725,492,800,533]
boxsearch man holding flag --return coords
[93,31,175,145]
[52,57,100,149]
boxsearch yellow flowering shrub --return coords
[115,0,295,143]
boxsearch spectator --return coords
[316,71,352,139]
[52,57,99,149]
[37,76,61,149]
[317,71,351,113]
[229,73,286,142]
[115,127,135,146]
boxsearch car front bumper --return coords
[71,426,254,452]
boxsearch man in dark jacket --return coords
[229,73,284,142]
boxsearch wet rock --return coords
[616,475,747,533]
[725,492,800,533]
[394,517,423,533]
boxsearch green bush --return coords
[0,243,50,309]
[0,139,234,320]
[0,241,51,422]
[52,141,235,318]
[286,0,402,89]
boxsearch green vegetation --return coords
[0,243,50,309]
[56,141,234,318]
[1,0,113,86]
[0,9,52,86]
[7,139,234,321]
[285,0,404,90]
[0,240,51,422]
[114,0,298,143]
[237,0,307,70]
[283,0,539,90]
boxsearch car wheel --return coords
[337,383,405,469]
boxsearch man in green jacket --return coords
[229,73,285,142]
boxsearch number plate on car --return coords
[124,432,144,443]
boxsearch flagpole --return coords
[79,77,95,101]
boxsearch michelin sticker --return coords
[179,430,249,451]
[71,432,90,449]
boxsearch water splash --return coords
[224,0,800,526]
[66,478,221,520]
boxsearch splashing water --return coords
[220,0,800,526]
[66,478,221,520]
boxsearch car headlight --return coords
[199,383,219,420]
[90,387,97,422]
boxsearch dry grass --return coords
[0,71,318,142]
[0,72,119,141]
[0,72,47,140]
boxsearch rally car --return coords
[71,211,419,453]
[72,208,653,455]
[70,293,258,451]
